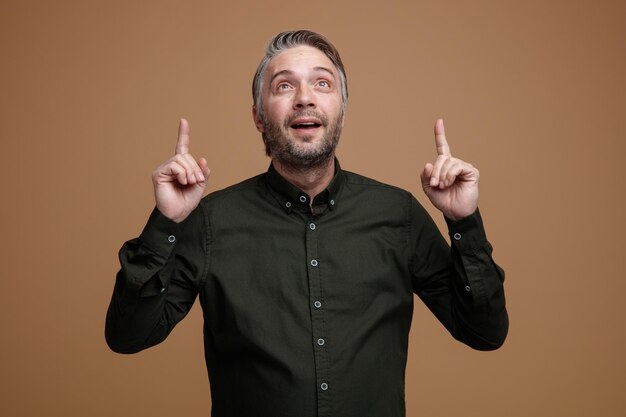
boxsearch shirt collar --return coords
[266,158,345,214]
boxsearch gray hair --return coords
[252,30,348,120]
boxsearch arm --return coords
[409,200,507,350]
[105,206,207,353]
[105,119,210,353]
[412,119,508,350]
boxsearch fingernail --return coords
[430,177,437,186]
[197,172,205,182]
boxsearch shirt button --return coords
[317,338,325,346]
[299,195,307,203]
[160,287,166,293]
[465,285,471,292]
[285,202,292,208]
[330,199,335,206]
[309,223,316,230]
[320,382,328,391]
[310,259,318,267]
[314,301,322,308]
[168,235,176,243]
[453,233,462,241]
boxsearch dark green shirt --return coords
[106,161,508,417]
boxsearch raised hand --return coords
[420,119,479,221]
[152,118,210,223]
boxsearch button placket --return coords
[305,218,330,411]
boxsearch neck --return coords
[272,156,335,201]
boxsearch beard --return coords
[261,109,343,171]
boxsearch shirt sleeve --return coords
[408,196,508,350]
[105,204,208,354]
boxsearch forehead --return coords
[265,45,337,80]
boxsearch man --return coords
[106,30,507,417]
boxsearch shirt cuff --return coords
[445,208,488,253]
[139,207,182,260]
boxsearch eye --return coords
[277,82,292,91]
[317,80,330,88]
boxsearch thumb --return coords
[198,157,211,182]
[420,163,434,191]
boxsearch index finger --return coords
[434,118,451,157]
[176,118,190,155]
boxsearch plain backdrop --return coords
[2,0,625,416]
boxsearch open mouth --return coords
[290,118,322,130]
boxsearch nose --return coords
[293,84,315,109]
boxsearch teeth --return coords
[292,122,320,128]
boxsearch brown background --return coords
[2,0,625,416]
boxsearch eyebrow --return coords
[269,66,336,85]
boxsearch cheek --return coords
[320,93,343,109]
[265,101,290,122]
[320,101,343,119]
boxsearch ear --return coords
[252,106,264,133]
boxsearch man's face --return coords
[253,45,344,169]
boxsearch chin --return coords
[291,140,326,154]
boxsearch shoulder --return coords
[338,170,423,223]
[342,170,412,200]
[199,173,266,210]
